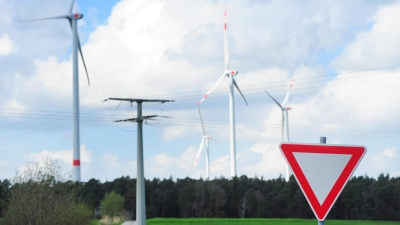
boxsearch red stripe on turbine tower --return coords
[224,11,227,30]
[73,160,80,166]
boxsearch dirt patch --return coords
[99,216,122,225]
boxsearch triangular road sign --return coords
[280,143,366,221]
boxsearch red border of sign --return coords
[280,143,366,221]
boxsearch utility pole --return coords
[107,98,174,225]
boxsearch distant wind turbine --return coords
[193,108,216,180]
[193,135,214,180]
[197,11,248,178]
[265,81,294,182]
[19,0,90,182]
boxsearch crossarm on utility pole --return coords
[106,98,175,103]
[115,115,157,123]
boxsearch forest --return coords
[0,174,399,221]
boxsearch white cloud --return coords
[0,34,13,56]
[368,147,400,176]
[3,0,385,111]
[263,70,400,140]
[384,147,398,159]
[163,126,191,141]
[17,146,92,180]
[102,152,120,170]
[238,143,286,177]
[209,155,230,178]
[24,145,92,165]
[143,142,287,179]
[332,2,400,70]
[100,151,136,180]
[146,146,197,178]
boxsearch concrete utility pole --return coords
[107,98,174,225]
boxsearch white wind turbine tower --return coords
[265,81,294,182]
[20,0,90,182]
[198,11,248,178]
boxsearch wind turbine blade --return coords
[69,0,76,13]
[224,11,229,70]
[18,15,69,22]
[198,72,226,105]
[210,137,218,142]
[232,78,248,106]
[77,37,90,86]
[198,105,206,136]
[265,90,284,109]
[282,80,294,107]
[68,20,90,86]
[194,137,206,167]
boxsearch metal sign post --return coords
[319,137,326,225]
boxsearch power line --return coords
[0,109,398,140]
[0,65,399,139]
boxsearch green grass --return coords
[88,218,399,225]
[1,217,396,225]
[146,218,400,225]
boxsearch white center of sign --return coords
[293,152,352,205]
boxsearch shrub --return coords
[2,159,91,225]
[101,191,125,223]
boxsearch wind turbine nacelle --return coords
[226,70,238,76]
[70,13,83,19]
[286,107,292,110]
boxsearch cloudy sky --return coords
[0,0,399,182]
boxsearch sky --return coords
[0,0,399,182]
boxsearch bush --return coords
[75,203,94,224]
[101,191,125,223]
[2,159,91,225]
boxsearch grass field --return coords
[2,218,398,225]
[146,218,400,225]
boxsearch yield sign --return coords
[280,143,366,221]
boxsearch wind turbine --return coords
[20,0,90,182]
[193,135,213,180]
[197,11,247,178]
[193,108,216,180]
[265,81,294,182]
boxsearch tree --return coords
[0,179,11,216]
[208,182,226,217]
[101,191,125,222]
[81,178,104,209]
[2,159,92,225]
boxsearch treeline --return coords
[0,174,399,221]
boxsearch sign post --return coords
[319,136,326,225]
[280,142,366,222]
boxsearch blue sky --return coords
[0,0,399,182]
